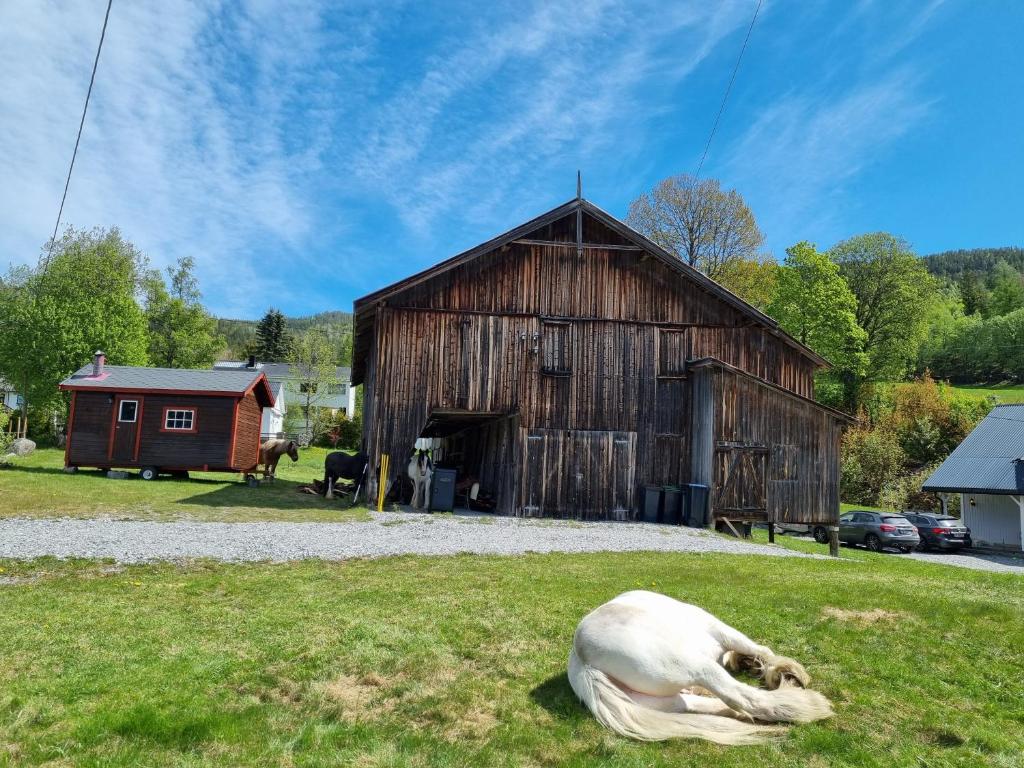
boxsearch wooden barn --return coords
[60,352,274,479]
[352,196,851,527]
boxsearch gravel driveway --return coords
[0,511,815,564]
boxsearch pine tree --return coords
[253,308,292,361]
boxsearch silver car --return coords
[838,510,920,553]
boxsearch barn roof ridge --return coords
[351,197,829,374]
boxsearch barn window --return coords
[118,400,138,422]
[162,408,197,432]
[658,329,689,377]
[541,321,572,375]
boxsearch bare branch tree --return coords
[627,174,764,279]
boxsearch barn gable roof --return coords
[351,197,828,383]
[923,405,1024,495]
[59,365,275,408]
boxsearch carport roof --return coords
[923,405,1024,495]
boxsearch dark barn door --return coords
[110,396,143,463]
[713,443,768,520]
[521,429,636,520]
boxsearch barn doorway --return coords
[419,410,519,515]
[713,442,769,523]
[520,429,636,520]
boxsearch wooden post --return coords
[768,521,775,543]
[689,367,714,527]
[829,526,840,558]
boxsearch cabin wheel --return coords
[139,466,159,481]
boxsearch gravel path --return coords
[905,549,1024,574]
[0,511,815,564]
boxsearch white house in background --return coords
[0,377,23,412]
[212,359,355,438]
[923,404,1024,551]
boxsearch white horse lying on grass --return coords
[569,591,833,745]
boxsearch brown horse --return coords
[259,439,299,481]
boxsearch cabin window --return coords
[117,400,138,422]
[162,408,196,432]
[541,321,572,375]
[658,329,689,377]
[299,382,318,394]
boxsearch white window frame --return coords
[163,409,195,431]
[118,399,138,423]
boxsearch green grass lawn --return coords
[945,383,1024,403]
[0,552,1021,767]
[0,448,370,522]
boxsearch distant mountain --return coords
[923,247,1024,280]
[216,311,353,365]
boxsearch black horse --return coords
[324,451,368,500]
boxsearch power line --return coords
[44,0,114,268]
[693,0,762,181]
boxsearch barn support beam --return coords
[689,367,715,527]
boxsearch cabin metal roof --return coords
[923,405,1024,495]
[349,197,829,384]
[213,361,352,383]
[59,365,275,407]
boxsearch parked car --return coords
[838,510,920,553]
[902,512,972,551]
[771,522,832,543]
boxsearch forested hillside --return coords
[217,311,353,365]
[923,246,1024,280]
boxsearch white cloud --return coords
[0,0,368,316]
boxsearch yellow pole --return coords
[377,453,389,512]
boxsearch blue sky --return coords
[1,0,1021,318]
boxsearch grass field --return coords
[0,447,370,522]
[947,383,1024,403]
[1,552,1022,767]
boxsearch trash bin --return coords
[685,483,710,527]
[641,485,661,523]
[662,485,683,525]
[429,468,457,512]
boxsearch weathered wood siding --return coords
[691,364,842,525]
[359,209,839,521]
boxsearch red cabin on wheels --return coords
[59,352,275,480]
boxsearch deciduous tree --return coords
[767,242,867,386]
[286,328,339,445]
[144,257,224,368]
[627,174,764,279]
[0,227,149,424]
[829,233,937,388]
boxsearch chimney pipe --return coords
[247,355,256,368]
[92,351,106,377]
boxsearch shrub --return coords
[840,426,906,506]
[879,462,947,512]
[318,410,361,451]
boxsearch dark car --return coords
[838,510,920,553]
[902,512,972,551]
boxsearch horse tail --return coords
[567,649,786,745]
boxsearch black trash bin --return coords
[685,483,710,527]
[662,485,683,525]
[641,485,662,523]
[429,468,457,512]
